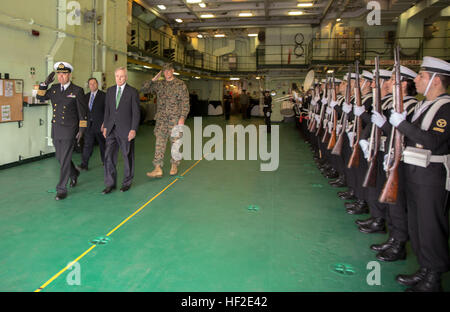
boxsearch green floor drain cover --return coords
[330,263,356,276]
[90,236,111,245]
[247,205,260,211]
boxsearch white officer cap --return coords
[399,65,417,80]
[420,56,450,76]
[361,70,373,81]
[377,69,392,80]
[54,62,73,73]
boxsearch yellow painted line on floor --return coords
[34,156,207,292]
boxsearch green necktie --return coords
[116,86,122,109]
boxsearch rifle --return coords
[363,56,382,188]
[327,74,338,149]
[347,60,362,168]
[379,46,403,204]
[321,77,332,143]
[315,79,327,137]
[331,64,352,156]
[308,84,319,132]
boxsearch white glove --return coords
[353,105,365,117]
[389,110,407,127]
[326,107,332,115]
[359,139,370,159]
[311,99,317,106]
[371,111,387,128]
[315,115,320,123]
[321,98,328,105]
[347,132,355,145]
[329,100,339,108]
[328,121,333,132]
[342,102,352,114]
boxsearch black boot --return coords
[405,271,442,292]
[376,239,406,262]
[358,217,385,233]
[370,236,395,251]
[356,217,376,227]
[396,268,429,287]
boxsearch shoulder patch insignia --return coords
[436,119,447,128]
[432,127,445,133]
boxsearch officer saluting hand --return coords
[37,62,88,200]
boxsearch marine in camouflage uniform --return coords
[141,63,190,177]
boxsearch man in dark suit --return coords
[102,67,140,194]
[77,78,106,170]
[36,61,88,200]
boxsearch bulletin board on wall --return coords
[0,79,24,123]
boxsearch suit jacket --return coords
[104,83,140,138]
[85,90,106,132]
[37,82,87,140]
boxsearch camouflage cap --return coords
[162,62,174,71]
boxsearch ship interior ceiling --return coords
[0,0,450,295]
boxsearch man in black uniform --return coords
[77,78,106,170]
[36,62,88,200]
[389,56,450,291]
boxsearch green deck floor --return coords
[0,116,448,292]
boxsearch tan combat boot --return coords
[169,163,178,176]
[146,166,163,178]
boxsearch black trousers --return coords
[104,127,135,188]
[264,107,271,133]
[81,127,106,167]
[405,180,450,272]
[54,138,78,194]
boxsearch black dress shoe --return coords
[405,271,442,292]
[344,200,359,209]
[70,168,80,187]
[376,240,406,262]
[76,164,88,171]
[330,178,347,188]
[358,218,386,233]
[370,236,395,251]
[102,186,116,194]
[396,268,429,287]
[338,189,356,200]
[55,192,67,200]
[347,205,369,215]
[120,185,131,192]
[356,216,376,227]
[325,170,339,179]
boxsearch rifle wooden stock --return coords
[332,65,352,156]
[331,122,345,155]
[379,46,404,204]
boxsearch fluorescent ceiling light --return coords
[157,5,166,10]
[174,72,180,75]
[239,12,253,17]
[194,76,200,79]
[248,33,258,37]
[175,18,183,23]
[288,11,304,16]
[214,34,225,37]
[255,76,261,80]
[327,70,334,74]
[297,2,313,7]
[336,18,341,22]
[186,0,201,3]
[143,65,152,69]
[200,14,215,18]
[197,34,203,38]
[230,77,240,80]
[198,3,206,8]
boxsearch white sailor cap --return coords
[420,56,450,76]
[399,65,417,80]
[375,69,392,80]
[361,70,373,81]
[54,61,73,73]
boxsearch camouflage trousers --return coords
[153,115,183,168]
